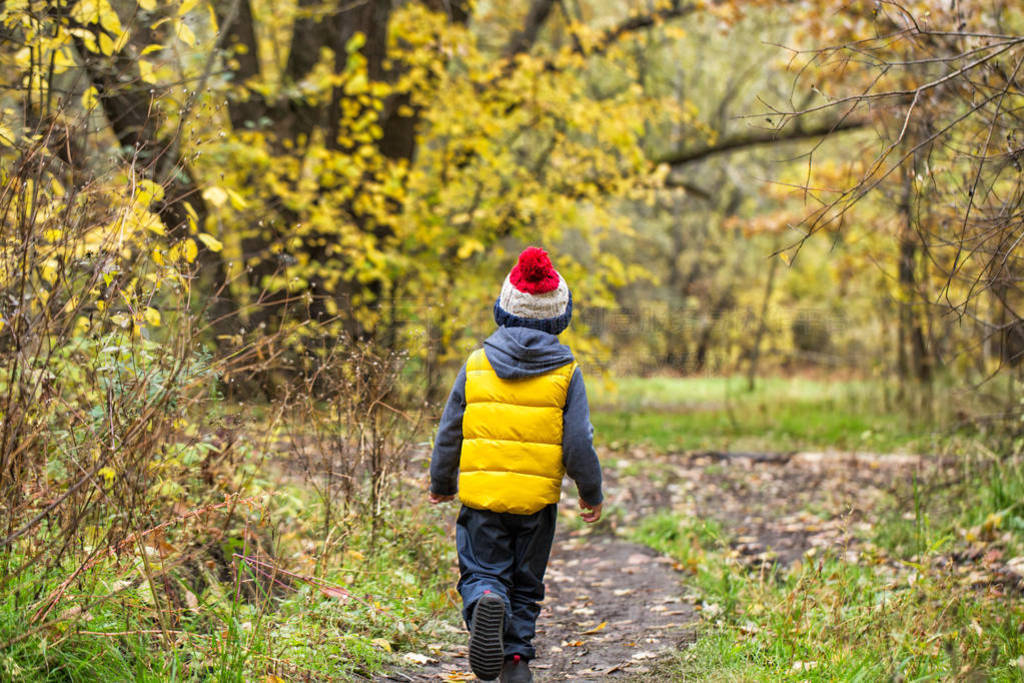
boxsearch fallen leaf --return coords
[370,638,392,652]
[791,661,818,672]
[402,652,437,665]
[581,621,607,635]
[319,586,350,602]
[739,621,760,635]
[982,548,1003,565]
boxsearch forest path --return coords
[381,448,928,681]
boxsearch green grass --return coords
[591,375,942,453]
[875,451,1024,559]
[603,377,1024,680]
[630,513,1024,682]
[0,501,460,681]
[589,375,879,410]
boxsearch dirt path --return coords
[382,448,930,681]
[381,529,693,682]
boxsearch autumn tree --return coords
[759,2,1024,388]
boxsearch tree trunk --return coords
[746,237,781,391]
[896,155,932,386]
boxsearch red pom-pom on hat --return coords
[509,247,561,294]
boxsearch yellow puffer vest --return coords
[459,348,577,515]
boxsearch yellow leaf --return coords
[197,233,223,252]
[72,0,122,35]
[202,186,228,207]
[182,201,199,233]
[344,72,368,95]
[97,31,115,55]
[456,238,484,260]
[68,27,99,53]
[370,638,391,652]
[345,32,365,53]
[175,19,195,47]
[98,1,122,34]
[178,0,200,16]
[141,44,163,55]
[206,3,218,34]
[225,188,248,209]
[182,238,198,263]
[144,307,161,327]
[138,0,157,10]
[40,262,58,284]
[582,621,607,635]
[112,27,131,53]
[98,466,116,483]
[82,88,102,113]
[138,59,157,84]
[136,179,165,206]
[144,219,166,235]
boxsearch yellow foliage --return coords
[174,19,196,47]
[182,239,198,263]
[197,233,223,252]
[138,60,158,84]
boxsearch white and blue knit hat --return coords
[493,247,573,335]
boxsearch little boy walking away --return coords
[429,247,604,683]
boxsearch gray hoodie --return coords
[429,326,604,507]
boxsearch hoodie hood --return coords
[482,326,575,379]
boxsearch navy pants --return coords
[456,503,557,660]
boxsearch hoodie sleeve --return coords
[562,367,604,506]
[429,364,467,496]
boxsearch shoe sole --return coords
[468,594,505,681]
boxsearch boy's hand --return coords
[429,492,455,504]
[580,499,603,523]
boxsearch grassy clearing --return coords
[589,375,881,410]
[590,375,948,453]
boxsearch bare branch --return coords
[504,0,558,58]
[576,0,698,58]
[655,117,871,167]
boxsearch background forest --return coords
[2,0,1024,680]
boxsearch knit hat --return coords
[493,247,573,335]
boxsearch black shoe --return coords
[468,592,505,681]
[500,654,533,683]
